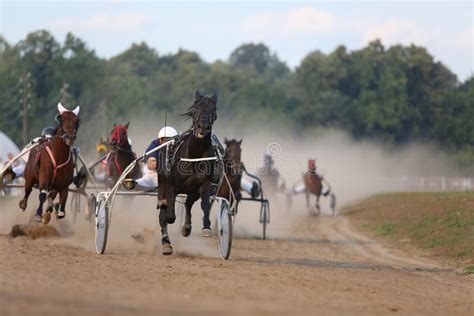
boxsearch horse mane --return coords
[180,94,217,118]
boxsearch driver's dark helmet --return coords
[41,127,56,138]
[264,154,274,166]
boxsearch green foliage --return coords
[0,31,472,167]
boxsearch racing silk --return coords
[145,139,161,160]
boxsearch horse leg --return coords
[182,192,199,237]
[35,189,48,223]
[158,180,173,255]
[305,190,310,209]
[42,191,57,225]
[159,206,173,255]
[199,183,213,236]
[316,194,321,215]
[56,188,68,219]
[19,182,33,211]
[45,191,57,213]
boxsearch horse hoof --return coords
[162,242,173,255]
[19,200,27,211]
[201,228,212,237]
[57,211,65,220]
[42,212,51,225]
[181,224,192,237]
[33,215,42,222]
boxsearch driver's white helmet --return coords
[158,126,178,139]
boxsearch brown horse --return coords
[217,138,243,204]
[299,159,330,215]
[105,122,141,188]
[20,103,80,224]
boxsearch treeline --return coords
[0,30,473,165]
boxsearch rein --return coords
[105,152,125,177]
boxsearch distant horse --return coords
[105,122,141,188]
[157,90,219,255]
[296,159,332,215]
[19,103,80,224]
[258,154,286,196]
[217,138,243,204]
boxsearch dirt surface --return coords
[345,192,474,267]
[1,198,473,316]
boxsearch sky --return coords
[1,0,473,80]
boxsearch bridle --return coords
[109,125,130,152]
[190,97,217,136]
[55,112,79,144]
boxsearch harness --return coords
[45,145,72,184]
[34,134,72,184]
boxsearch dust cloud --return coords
[0,115,464,253]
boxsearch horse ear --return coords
[72,106,80,116]
[238,139,242,145]
[224,137,228,144]
[125,121,130,129]
[211,92,217,103]
[195,90,203,101]
[57,102,67,114]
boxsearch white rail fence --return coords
[383,177,474,192]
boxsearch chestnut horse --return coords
[301,159,331,215]
[19,103,80,224]
[105,122,141,188]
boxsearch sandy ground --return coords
[1,195,473,316]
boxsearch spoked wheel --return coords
[330,193,337,216]
[259,201,270,240]
[95,195,109,254]
[87,194,97,221]
[217,198,232,260]
[70,193,81,223]
[285,191,293,210]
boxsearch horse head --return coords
[184,90,217,139]
[308,159,316,174]
[224,138,243,175]
[56,103,80,146]
[108,122,130,152]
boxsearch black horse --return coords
[157,90,219,255]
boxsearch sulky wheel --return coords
[217,198,233,260]
[330,193,337,216]
[259,201,270,240]
[87,194,97,221]
[95,195,109,254]
[70,193,81,223]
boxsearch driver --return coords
[2,127,56,181]
[124,126,178,190]
[259,153,286,194]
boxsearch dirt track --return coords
[1,200,473,315]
